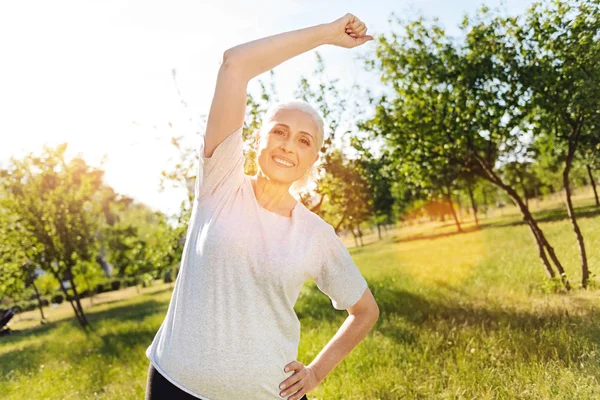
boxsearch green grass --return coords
[2,187,600,399]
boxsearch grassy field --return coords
[2,187,599,399]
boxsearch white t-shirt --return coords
[145,125,369,399]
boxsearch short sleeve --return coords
[195,125,246,202]
[313,224,369,310]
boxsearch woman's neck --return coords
[251,174,296,213]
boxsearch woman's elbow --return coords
[222,49,233,63]
[223,47,244,65]
[221,51,249,81]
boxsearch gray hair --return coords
[259,99,326,194]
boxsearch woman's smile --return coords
[272,156,295,168]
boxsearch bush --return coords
[95,282,112,293]
[585,273,598,290]
[530,276,567,295]
[110,279,121,291]
[13,298,49,311]
[51,294,64,304]
[162,269,174,283]
[16,300,38,312]
[95,283,106,293]
[24,294,50,306]
[140,273,154,288]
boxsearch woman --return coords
[145,13,380,400]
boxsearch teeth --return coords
[273,157,293,167]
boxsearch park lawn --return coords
[2,190,599,399]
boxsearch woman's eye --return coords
[274,130,284,135]
[301,139,310,145]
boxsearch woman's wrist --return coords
[314,23,334,46]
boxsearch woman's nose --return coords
[280,138,294,153]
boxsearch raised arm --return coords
[203,13,373,159]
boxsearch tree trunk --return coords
[56,276,87,328]
[466,181,479,227]
[516,169,528,208]
[456,195,463,222]
[444,186,463,233]
[474,155,570,290]
[523,217,555,279]
[31,280,47,322]
[68,276,91,329]
[334,211,347,235]
[84,275,95,306]
[309,194,325,213]
[350,227,359,248]
[356,223,364,247]
[587,164,599,207]
[377,224,382,240]
[482,188,488,218]
[563,133,589,288]
[507,183,571,288]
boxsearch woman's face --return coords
[255,108,319,185]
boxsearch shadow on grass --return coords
[0,297,168,380]
[0,320,58,345]
[0,342,45,379]
[4,273,599,385]
[295,284,343,323]
[394,203,599,243]
[5,287,172,334]
[365,278,598,368]
[479,204,600,230]
[82,286,174,311]
[85,299,167,326]
[0,296,168,350]
[296,276,600,377]
[391,225,481,243]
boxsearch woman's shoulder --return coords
[296,204,335,236]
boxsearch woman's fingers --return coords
[345,20,360,31]
[353,21,365,32]
[280,379,303,398]
[279,368,303,398]
[346,21,367,37]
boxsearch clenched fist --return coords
[325,13,374,48]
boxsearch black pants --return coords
[146,362,308,399]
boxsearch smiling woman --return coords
[145,12,378,400]
[253,101,325,198]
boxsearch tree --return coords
[513,0,600,287]
[0,144,105,330]
[363,9,572,289]
[351,139,396,238]
[317,149,373,242]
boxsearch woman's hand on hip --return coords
[325,13,374,48]
[279,360,322,400]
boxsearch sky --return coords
[0,0,532,218]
